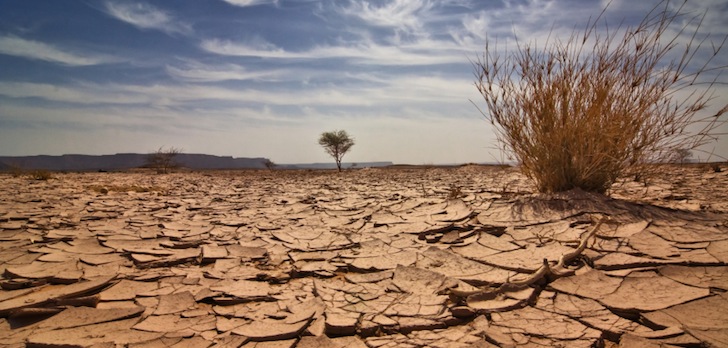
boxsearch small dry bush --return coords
[27,170,52,181]
[146,146,181,174]
[474,1,726,194]
[447,186,463,199]
[8,165,24,178]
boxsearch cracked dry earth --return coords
[1,165,727,348]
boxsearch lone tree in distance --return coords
[318,130,354,172]
[263,159,276,171]
[146,146,181,174]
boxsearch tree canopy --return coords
[318,130,354,172]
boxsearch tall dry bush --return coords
[474,1,727,194]
[146,146,181,174]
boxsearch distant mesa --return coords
[0,153,268,171]
[0,154,393,172]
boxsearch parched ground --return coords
[0,165,727,348]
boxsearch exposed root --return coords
[450,215,607,300]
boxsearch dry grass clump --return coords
[8,165,25,178]
[4,164,53,180]
[26,170,53,181]
[474,1,726,194]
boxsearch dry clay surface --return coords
[0,165,727,348]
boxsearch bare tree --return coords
[673,149,693,165]
[318,130,355,172]
[473,1,726,194]
[147,146,181,174]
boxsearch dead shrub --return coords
[8,165,24,178]
[27,169,52,181]
[146,146,181,174]
[474,1,726,194]
[447,186,463,199]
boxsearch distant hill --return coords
[0,154,395,172]
[0,153,269,171]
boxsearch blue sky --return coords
[0,0,726,164]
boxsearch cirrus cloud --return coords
[0,35,114,66]
[103,1,191,35]
[221,0,279,7]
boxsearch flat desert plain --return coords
[1,164,727,347]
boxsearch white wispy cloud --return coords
[221,0,278,7]
[0,81,150,104]
[448,1,603,55]
[340,0,434,32]
[337,0,474,35]
[0,35,112,66]
[103,1,191,35]
[461,12,488,41]
[200,39,294,59]
[200,37,468,65]
[165,60,285,82]
[0,81,367,107]
[0,69,479,110]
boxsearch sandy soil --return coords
[0,164,727,347]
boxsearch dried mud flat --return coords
[1,165,727,348]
